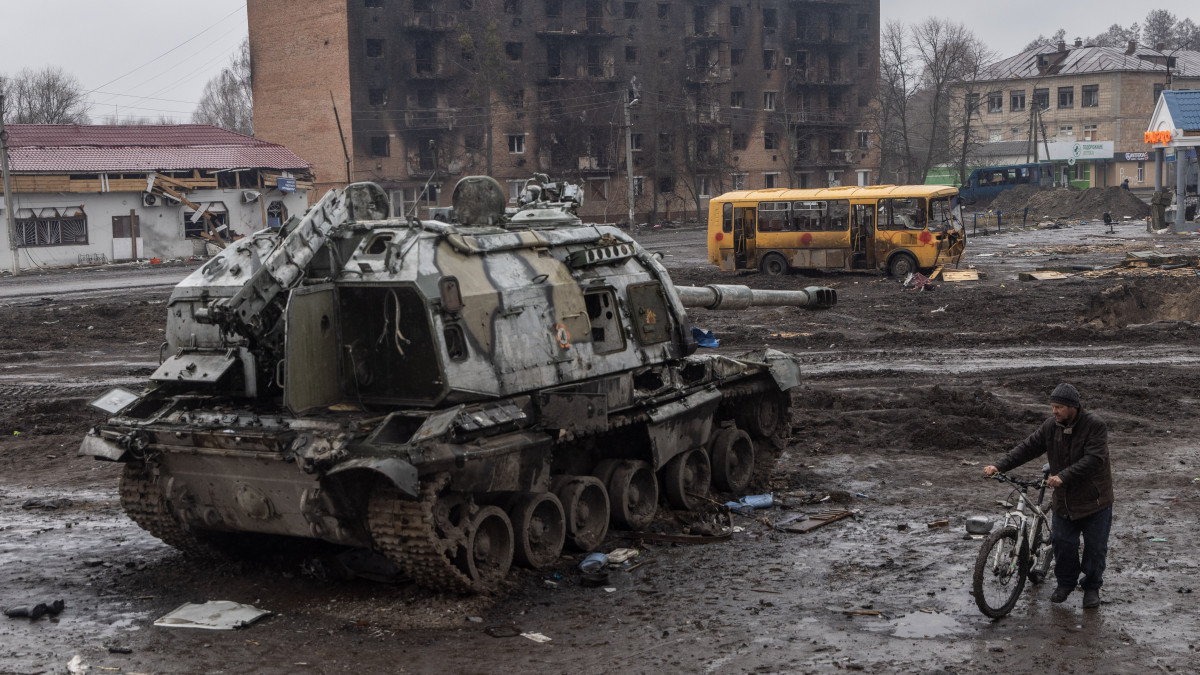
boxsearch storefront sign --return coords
[1044,141,1114,161]
[1144,131,1172,144]
[1118,152,1151,161]
[276,177,297,193]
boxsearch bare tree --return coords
[910,19,980,183]
[1022,28,1066,52]
[1142,10,1177,48]
[878,21,918,184]
[1,66,90,124]
[99,113,174,125]
[193,38,252,135]
[1173,18,1200,50]
[1088,23,1141,47]
[948,39,997,184]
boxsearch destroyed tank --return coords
[80,174,837,593]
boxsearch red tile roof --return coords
[6,124,311,173]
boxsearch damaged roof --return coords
[978,45,1200,82]
[5,124,312,173]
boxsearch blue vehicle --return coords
[958,163,1053,204]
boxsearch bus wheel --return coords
[888,252,918,279]
[761,253,789,276]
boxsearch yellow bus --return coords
[706,184,965,277]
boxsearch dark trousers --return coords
[1052,506,1112,590]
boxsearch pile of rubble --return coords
[989,186,1149,221]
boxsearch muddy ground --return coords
[1,218,1199,674]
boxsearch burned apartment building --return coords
[248,0,879,224]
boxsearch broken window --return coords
[504,0,521,13]
[1082,84,1099,107]
[414,39,434,73]
[546,0,562,16]
[366,39,384,58]
[763,8,777,29]
[16,207,88,247]
[856,130,869,149]
[731,49,744,65]
[1034,88,1049,110]
[657,176,675,193]
[764,172,779,189]
[626,46,638,62]
[987,91,1003,113]
[631,133,643,151]
[369,88,387,106]
[589,179,608,201]
[587,45,604,77]
[731,173,746,190]
[658,132,673,152]
[763,91,776,111]
[547,44,562,77]
[732,132,748,150]
[730,91,744,108]
[266,200,288,229]
[366,0,384,7]
[657,3,669,20]
[509,89,525,108]
[763,49,778,70]
[697,175,712,197]
[624,2,638,19]
[730,6,742,27]
[509,134,526,154]
[505,42,524,60]
[878,197,928,231]
[370,137,390,157]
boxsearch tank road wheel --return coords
[662,448,712,511]
[737,391,790,439]
[553,476,610,552]
[710,428,755,494]
[508,493,566,569]
[454,506,514,587]
[761,252,790,276]
[119,462,211,557]
[368,476,500,594]
[888,252,919,279]
[607,460,659,531]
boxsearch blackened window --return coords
[657,176,675,193]
[366,39,383,58]
[732,132,748,150]
[371,137,390,157]
[624,2,638,19]
[369,88,387,105]
[366,0,384,7]
[505,42,523,60]
[658,132,674,151]
[857,13,868,30]
[730,91,744,108]
[763,49,777,70]
[657,3,669,19]
[625,46,638,62]
[731,49,744,65]
[504,0,520,13]
[730,6,742,26]
[1034,88,1049,110]
[764,132,779,150]
[763,8,777,29]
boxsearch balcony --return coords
[402,109,457,130]
[684,30,725,44]
[402,11,456,31]
[405,60,452,80]
[685,64,731,84]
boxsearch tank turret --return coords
[80,175,836,593]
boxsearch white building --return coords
[1,124,313,271]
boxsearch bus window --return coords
[790,201,824,231]
[879,198,927,230]
[827,200,849,231]
[722,202,733,233]
[759,201,789,232]
[929,197,960,233]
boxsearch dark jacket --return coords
[996,408,1113,519]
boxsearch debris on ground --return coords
[1122,251,1196,268]
[1019,271,1069,281]
[153,601,271,630]
[4,599,64,620]
[20,497,73,511]
[902,272,935,291]
[690,326,719,347]
[775,509,856,533]
[990,185,1151,221]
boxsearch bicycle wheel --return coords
[972,525,1029,618]
[1027,518,1053,585]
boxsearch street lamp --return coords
[624,96,639,229]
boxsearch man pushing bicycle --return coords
[984,383,1114,609]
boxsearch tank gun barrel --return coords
[675,284,837,310]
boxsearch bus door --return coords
[851,203,875,269]
[732,206,756,270]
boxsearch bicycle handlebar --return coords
[987,472,1046,490]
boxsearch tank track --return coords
[367,474,479,594]
[118,462,212,556]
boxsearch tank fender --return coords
[78,430,126,462]
[326,458,420,499]
[646,388,723,469]
[741,348,802,390]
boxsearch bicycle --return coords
[971,463,1054,618]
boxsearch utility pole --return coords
[624,93,638,229]
[0,95,20,276]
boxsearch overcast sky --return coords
[881,2,1198,56]
[1,2,1197,125]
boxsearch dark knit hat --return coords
[1049,383,1081,408]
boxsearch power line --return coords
[87,4,246,94]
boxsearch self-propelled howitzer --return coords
[81,175,837,593]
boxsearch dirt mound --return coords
[1081,277,1200,328]
[990,186,1149,221]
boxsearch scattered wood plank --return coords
[940,270,979,282]
[1018,271,1069,281]
[927,265,945,280]
[777,509,855,533]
